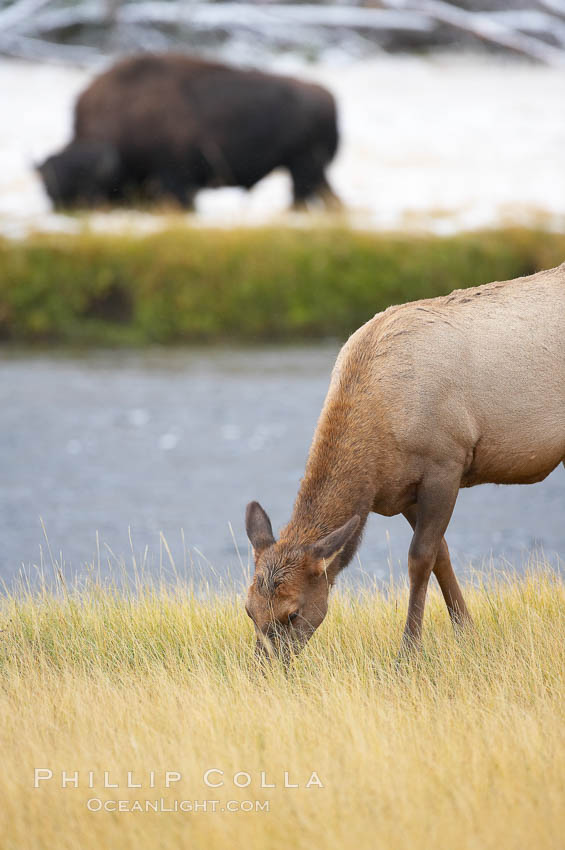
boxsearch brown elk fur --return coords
[246,263,565,660]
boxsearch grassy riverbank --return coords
[1,226,564,344]
[0,568,563,849]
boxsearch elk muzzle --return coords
[254,621,313,668]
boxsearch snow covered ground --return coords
[1,52,564,236]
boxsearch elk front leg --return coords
[402,470,461,648]
[403,505,472,630]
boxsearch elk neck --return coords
[280,390,378,551]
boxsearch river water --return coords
[1,347,563,590]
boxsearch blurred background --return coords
[0,0,564,588]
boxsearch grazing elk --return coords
[38,54,341,211]
[245,263,565,662]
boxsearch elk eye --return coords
[288,611,299,625]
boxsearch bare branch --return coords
[0,0,53,30]
[538,0,565,17]
[381,0,565,66]
[13,2,434,37]
[0,32,100,63]
[488,10,565,46]
[2,0,565,67]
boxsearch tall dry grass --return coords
[0,567,563,850]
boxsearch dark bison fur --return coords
[38,54,341,211]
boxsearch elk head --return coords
[244,501,360,666]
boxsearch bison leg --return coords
[403,505,472,630]
[401,467,461,649]
[154,169,196,209]
[317,176,343,211]
[288,154,331,210]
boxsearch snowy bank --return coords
[1,53,564,236]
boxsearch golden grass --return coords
[0,568,563,850]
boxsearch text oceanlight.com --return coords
[87,798,270,813]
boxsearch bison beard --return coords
[38,54,341,211]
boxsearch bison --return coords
[38,54,341,211]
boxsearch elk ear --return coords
[245,501,276,556]
[309,515,360,575]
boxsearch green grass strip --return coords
[0,226,563,344]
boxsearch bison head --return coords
[37,141,121,209]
